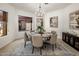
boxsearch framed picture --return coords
[50,16,58,28]
[36,17,43,27]
[18,15,32,31]
[69,10,79,30]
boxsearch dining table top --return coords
[31,32,52,36]
[30,32,52,41]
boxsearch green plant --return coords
[37,26,45,34]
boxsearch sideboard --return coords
[62,32,79,51]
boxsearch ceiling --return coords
[10,3,71,13]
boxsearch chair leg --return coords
[43,44,46,49]
[24,41,26,48]
[32,46,34,54]
[53,45,54,51]
[40,48,42,55]
[55,43,57,48]
[52,45,54,51]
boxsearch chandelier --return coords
[35,4,45,17]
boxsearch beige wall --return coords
[0,3,34,48]
[44,3,79,39]
[14,9,34,39]
[63,3,79,34]
[44,9,64,39]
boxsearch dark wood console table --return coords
[62,32,79,51]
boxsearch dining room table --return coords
[30,32,52,42]
[30,32,52,52]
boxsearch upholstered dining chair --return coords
[50,33,57,51]
[45,31,57,51]
[32,35,43,55]
[24,32,29,48]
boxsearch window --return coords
[0,10,8,37]
[18,15,32,31]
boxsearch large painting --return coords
[69,10,79,30]
[18,15,32,31]
[50,16,58,28]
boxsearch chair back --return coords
[24,32,29,42]
[27,31,31,40]
[32,35,43,48]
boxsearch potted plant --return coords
[37,26,45,35]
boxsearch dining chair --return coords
[32,35,43,55]
[45,31,57,51]
[24,32,29,48]
[50,33,57,51]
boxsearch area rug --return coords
[0,39,75,56]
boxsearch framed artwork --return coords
[69,10,79,30]
[36,17,43,27]
[18,15,32,31]
[0,10,8,37]
[50,16,58,28]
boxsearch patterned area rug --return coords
[0,39,76,56]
